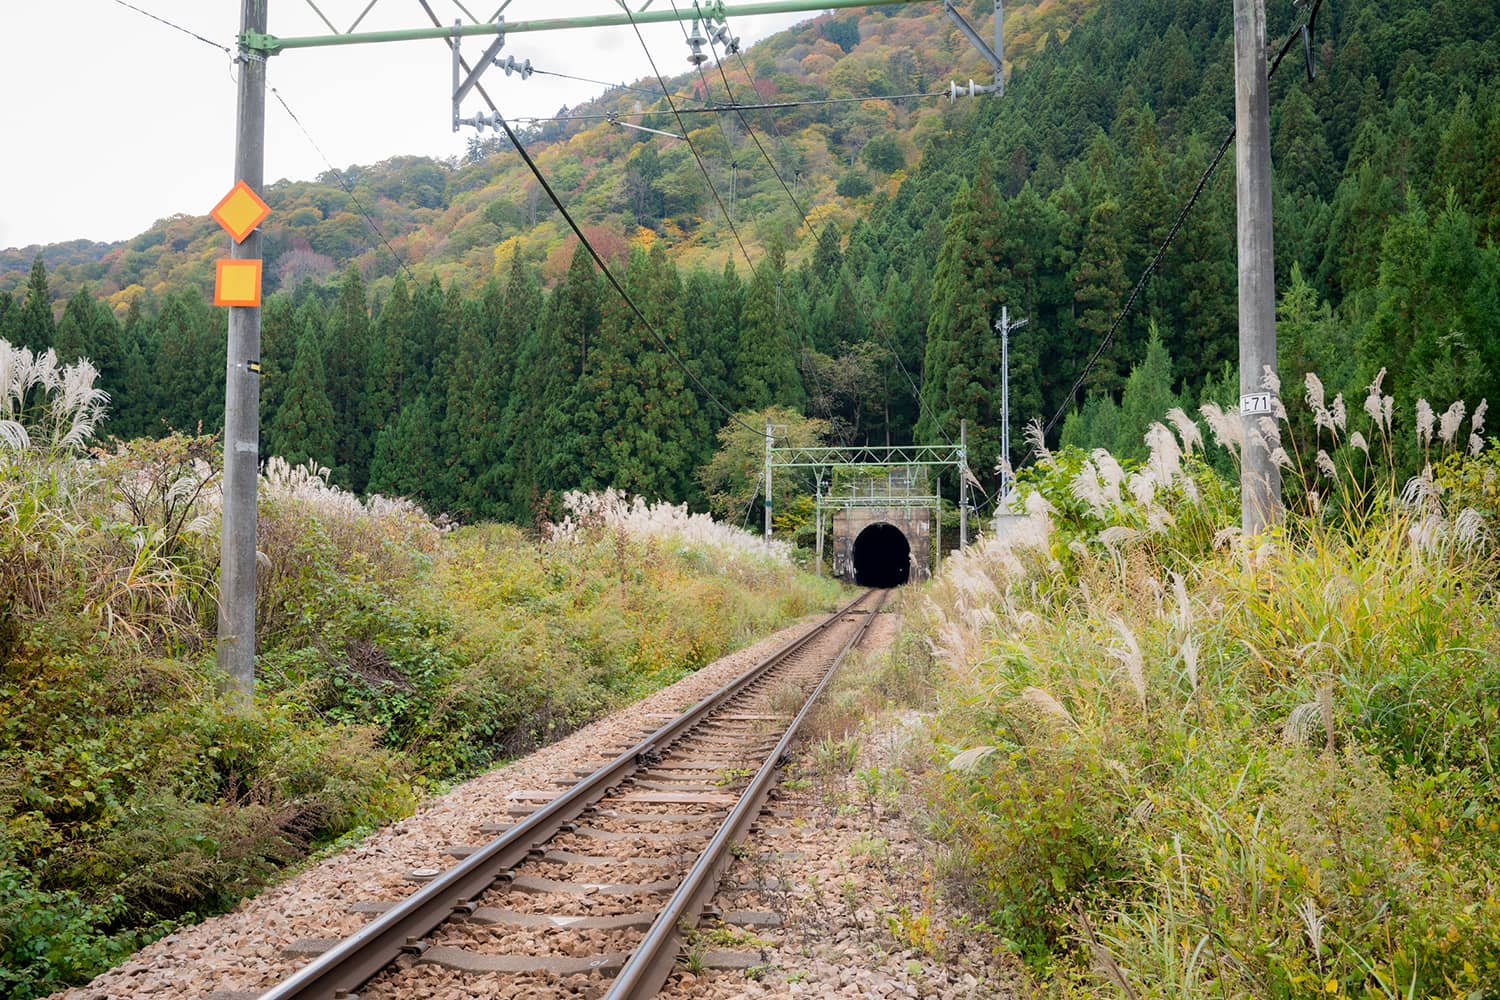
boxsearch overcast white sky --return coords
[0,1,814,251]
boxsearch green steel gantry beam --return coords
[767,443,965,470]
[243,0,924,55]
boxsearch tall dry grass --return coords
[914,374,1500,996]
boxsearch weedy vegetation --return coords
[916,373,1500,997]
[0,342,841,999]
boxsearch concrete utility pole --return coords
[218,0,267,703]
[958,419,968,548]
[1232,0,1282,534]
[764,420,774,543]
[814,476,825,574]
[995,306,1026,500]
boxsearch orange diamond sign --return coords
[211,180,271,243]
[214,259,263,308]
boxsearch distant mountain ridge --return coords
[0,1,1091,311]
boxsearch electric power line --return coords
[528,67,699,106]
[619,5,756,272]
[112,0,230,53]
[702,9,987,502]
[511,90,947,127]
[414,0,763,439]
[489,108,768,439]
[1040,0,1326,439]
[271,87,420,287]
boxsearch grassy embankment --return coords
[910,376,1500,997]
[0,345,841,999]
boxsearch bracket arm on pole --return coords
[453,18,506,129]
[942,0,1003,89]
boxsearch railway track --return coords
[255,588,886,1000]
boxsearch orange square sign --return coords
[211,180,271,243]
[214,258,263,308]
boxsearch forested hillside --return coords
[0,0,1496,521]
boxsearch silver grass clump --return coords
[1269,447,1294,470]
[1165,406,1203,454]
[1015,686,1079,730]
[1415,399,1435,448]
[1472,433,1485,457]
[1315,450,1337,480]
[1408,513,1449,554]
[1399,465,1439,508]
[1261,365,1281,395]
[1024,417,1051,462]
[0,420,29,450]
[1474,399,1489,436]
[1099,525,1143,551]
[1171,572,1191,631]
[50,358,109,450]
[1296,897,1326,968]
[1127,470,1156,508]
[1330,393,1346,431]
[0,341,109,454]
[1091,449,1127,501]
[1199,401,1243,455]
[1282,701,1325,746]
[1364,368,1392,433]
[1107,616,1147,710]
[1024,489,1054,518]
[1212,525,1241,550]
[1455,508,1491,554]
[1145,422,1182,486]
[1350,430,1369,454]
[1304,371,1325,413]
[1145,505,1174,535]
[1439,400,1466,447]
[948,745,999,773]
[1070,461,1111,516]
[1181,634,1200,692]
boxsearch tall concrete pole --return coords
[218,0,267,703]
[934,476,942,571]
[1232,0,1282,534]
[958,418,968,549]
[995,306,1025,500]
[814,478,824,574]
[763,420,773,543]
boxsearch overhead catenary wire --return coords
[702,8,989,503]
[675,0,813,233]
[271,87,420,287]
[619,4,757,274]
[1040,0,1326,439]
[489,108,768,439]
[511,90,947,127]
[404,0,764,438]
[112,0,231,53]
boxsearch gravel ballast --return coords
[52,606,1021,1000]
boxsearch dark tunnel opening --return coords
[852,523,911,588]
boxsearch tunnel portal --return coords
[852,522,911,588]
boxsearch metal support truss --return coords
[245,0,1009,128]
[766,436,974,561]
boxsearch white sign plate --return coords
[1240,392,1275,415]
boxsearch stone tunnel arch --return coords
[852,522,911,588]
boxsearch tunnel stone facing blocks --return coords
[830,507,932,585]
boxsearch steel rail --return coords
[256,589,875,1000]
[607,589,886,998]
